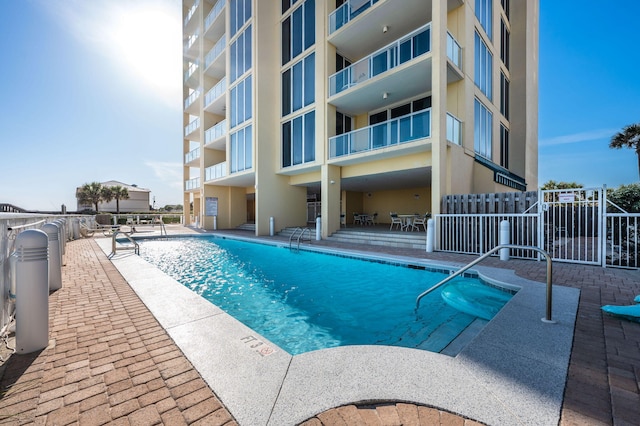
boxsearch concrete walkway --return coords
[0,226,639,425]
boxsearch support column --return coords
[321,164,341,238]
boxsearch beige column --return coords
[321,164,341,238]
[430,1,448,216]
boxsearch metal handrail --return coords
[289,227,311,251]
[415,244,554,323]
[109,230,140,258]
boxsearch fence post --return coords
[426,219,435,252]
[499,220,510,261]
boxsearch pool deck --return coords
[1,225,639,425]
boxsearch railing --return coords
[184,61,198,83]
[205,120,227,144]
[329,0,380,34]
[205,0,225,30]
[415,244,554,323]
[447,32,462,69]
[205,35,226,69]
[109,230,139,259]
[289,227,312,252]
[186,30,199,50]
[446,113,462,145]
[185,147,200,164]
[605,213,640,268]
[184,0,199,26]
[185,177,200,191]
[205,77,226,107]
[205,162,227,181]
[329,109,430,158]
[184,90,200,110]
[437,213,539,259]
[329,23,431,97]
[184,117,200,137]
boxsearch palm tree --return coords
[76,182,105,212]
[109,185,130,214]
[610,123,640,180]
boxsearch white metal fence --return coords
[436,187,640,269]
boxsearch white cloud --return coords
[145,161,183,189]
[538,128,618,147]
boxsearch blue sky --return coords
[1,0,640,211]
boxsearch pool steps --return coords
[278,227,427,249]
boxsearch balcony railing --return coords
[185,177,200,191]
[329,24,431,97]
[185,147,200,164]
[447,32,462,69]
[329,109,431,158]
[205,0,225,30]
[205,162,227,181]
[329,0,380,34]
[205,120,227,144]
[184,117,200,137]
[184,0,200,27]
[184,61,198,83]
[186,30,199,50]
[205,35,226,69]
[205,77,226,106]
[446,113,462,145]
[184,90,200,110]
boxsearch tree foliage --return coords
[540,180,583,190]
[610,123,640,180]
[608,183,640,213]
[76,182,105,212]
[109,185,130,214]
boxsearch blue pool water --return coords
[138,236,514,355]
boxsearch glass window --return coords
[283,0,314,65]
[231,0,251,37]
[304,111,315,162]
[501,19,510,69]
[303,53,315,105]
[245,75,252,120]
[500,72,509,119]
[231,125,252,173]
[475,0,492,40]
[474,32,493,100]
[282,53,315,117]
[245,126,252,168]
[282,17,291,65]
[413,29,430,57]
[501,0,510,20]
[293,115,303,165]
[304,0,315,50]
[292,7,303,59]
[282,110,315,167]
[474,98,492,159]
[500,124,509,168]
[231,76,252,129]
[231,25,252,83]
[282,69,291,116]
[282,121,292,167]
[292,61,303,111]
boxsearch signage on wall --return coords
[205,197,218,216]
[558,193,575,203]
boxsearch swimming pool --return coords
[139,236,515,355]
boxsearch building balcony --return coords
[205,161,227,182]
[204,77,226,115]
[204,35,226,79]
[185,30,199,55]
[329,109,431,160]
[185,147,201,166]
[204,0,225,41]
[446,113,462,145]
[184,0,200,32]
[185,177,200,191]
[204,120,227,150]
[184,61,199,88]
[447,31,464,82]
[328,24,431,115]
[184,117,200,141]
[184,89,200,113]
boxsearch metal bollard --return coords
[42,223,62,290]
[426,219,435,252]
[315,216,321,241]
[269,217,274,236]
[499,220,510,261]
[14,229,49,353]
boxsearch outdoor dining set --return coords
[349,212,430,232]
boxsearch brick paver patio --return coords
[1,229,639,425]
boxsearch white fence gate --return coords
[437,186,639,269]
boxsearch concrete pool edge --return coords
[97,235,579,426]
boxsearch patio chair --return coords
[390,212,403,230]
[411,213,428,232]
[370,212,378,225]
[353,213,363,225]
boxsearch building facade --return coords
[182,0,538,236]
[76,181,151,213]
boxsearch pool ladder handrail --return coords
[109,230,140,259]
[415,244,555,323]
[289,227,311,252]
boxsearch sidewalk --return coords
[1,228,639,425]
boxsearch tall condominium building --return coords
[182,0,538,236]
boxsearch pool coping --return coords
[97,233,580,426]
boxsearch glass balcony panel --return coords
[205,0,224,30]
[205,119,227,144]
[185,177,200,191]
[184,117,200,136]
[205,35,226,68]
[328,0,379,34]
[185,147,200,164]
[329,109,431,158]
[447,113,462,145]
[328,24,431,97]
[447,32,462,68]
[205,162,227,181]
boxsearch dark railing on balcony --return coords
[329,24,431,97]
[329,109,431,158]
